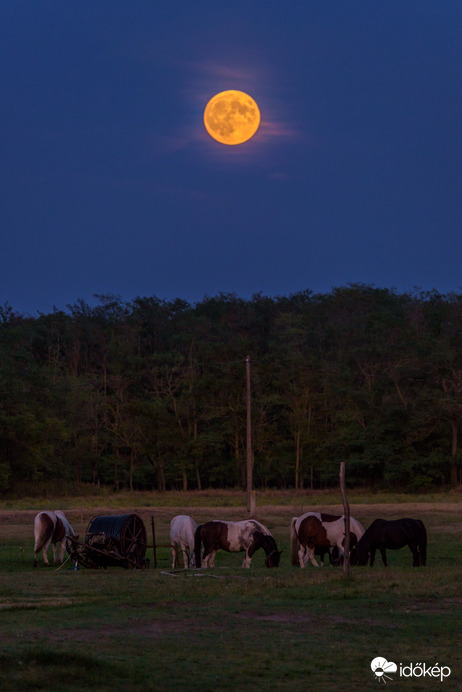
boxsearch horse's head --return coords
[350,543,368,566]
[257,533,282,568]
[65,535,79,560]
[265,549,283,568]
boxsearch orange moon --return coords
[203,90,261,145]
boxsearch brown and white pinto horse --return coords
[33,510,74,567]
[194,519,282,569]
[290,512,365,567]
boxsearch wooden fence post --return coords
[151,516,157,569]
[340,461,350,577]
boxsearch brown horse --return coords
[290,512,365,567]
[33,510,74,567]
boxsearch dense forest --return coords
[1,285,462,494]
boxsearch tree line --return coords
[1,284,461,494]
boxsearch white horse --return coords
[33,510,74,567]
[170,515,197,569]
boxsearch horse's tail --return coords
[33,513,43,552]
[34,512,54,552]
[417,520,427,566]
[290,518,300,567]
[194,525,203,568]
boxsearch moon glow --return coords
[203,90,261,145]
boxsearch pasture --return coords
[0,494,461,691]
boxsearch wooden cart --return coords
[68,513,149,569]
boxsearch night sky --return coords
[2,1,461,315]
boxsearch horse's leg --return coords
[330,547,341,566]
[172,545,178,569]
[199,544,213,568]
[241,550,252,568]
[328,547,340,566]
[57,538,66,564]
[371,546,388,567]
[335,540,345,565]
[369,548,377,567]
[41,537,53,566]
[307,547,320,567]
[244,537,262,568]
[33,544,41,567]
[410,543,420,567]
[418,525,427,566]
[34,535,48,566]
[52,541,64,564]
[189,550,196,569]
[419,543,426,567]
[181,546,190,568]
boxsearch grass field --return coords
[0,491,461,691]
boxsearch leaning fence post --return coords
[151,516,157,569]
[340,461,350,577]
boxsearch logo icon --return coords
[371,657,398,683]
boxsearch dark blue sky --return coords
[2,1,461,315]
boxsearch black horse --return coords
[351,518,427,567]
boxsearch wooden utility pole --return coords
[246,356,256,516]
[339,461,350,577]
[151,516,157,569]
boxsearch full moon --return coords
[203,90,261,145]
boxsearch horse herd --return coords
[33,509,427,570]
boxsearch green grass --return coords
[0,562,460,691]
[0,496,461,691]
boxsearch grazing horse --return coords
[194,519,282,569]
[33,510,74,567]
[170,515,197,569]
[290,512,365,567]
[351,518,427,567]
